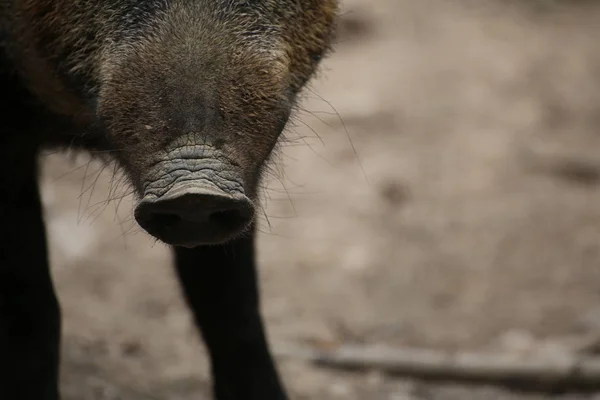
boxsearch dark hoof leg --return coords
[172,227,288,400]
[0,153,61,400]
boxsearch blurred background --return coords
[41,0,600,399]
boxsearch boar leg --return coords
[172,226,287,400]
[0,151,61,400]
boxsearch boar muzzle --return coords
[135,183,254,247]
[133,152,255,247]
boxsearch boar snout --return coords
[135,183,254,247]
[134,152,255,248]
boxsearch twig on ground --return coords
[274,341,600,391]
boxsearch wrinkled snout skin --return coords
[133,144,256,247]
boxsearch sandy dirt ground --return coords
[38,0,600,399]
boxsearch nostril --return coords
[151,212,181,229]
[209,208,246,229]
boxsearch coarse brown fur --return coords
[2,0,337,151]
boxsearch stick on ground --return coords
[274,341,600,391]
